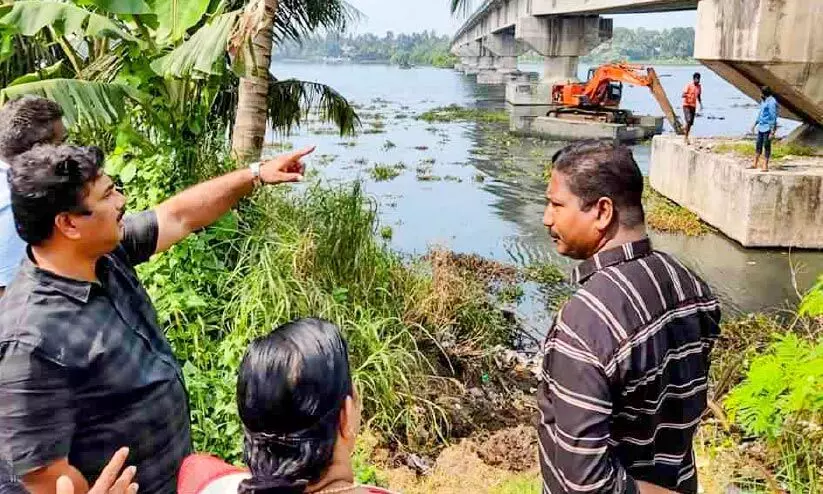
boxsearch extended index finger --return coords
[95,447,129,490]
[286,146,316,161]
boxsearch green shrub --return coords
[370,163,404,181]
[525,262,565,285]
[725,333,823,492]
[800,275,823,318]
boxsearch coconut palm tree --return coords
[0,0,358,151]
[227,0,356,162]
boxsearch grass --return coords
[525,262,565,285]
[642,179,711,236]
[418,104,509,124]
[491,475,542,494]
[714,141,819,160]
[496,284,524,304]
[143,182,516,463]
[370,163,404,181]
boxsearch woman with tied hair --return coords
[178,318,396,494]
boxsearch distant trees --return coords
[275,31,458,68]
[584,27,695,63]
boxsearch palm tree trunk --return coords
[231,0,278,164]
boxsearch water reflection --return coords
[270,61,822,315]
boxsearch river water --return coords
[268,61,823,317]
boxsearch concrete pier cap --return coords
[695,0,823,130]
[515,15,613,84]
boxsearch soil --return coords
[426,250,519,284]
[382,434,541,494]
[474,425,539,472]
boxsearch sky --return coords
[345,0,697,36]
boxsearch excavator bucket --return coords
[647,68,684,135]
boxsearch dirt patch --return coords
[426,249,519,283]
[383,434,541,494]
[475,425,539,472]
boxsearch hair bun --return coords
[238,476,309,494]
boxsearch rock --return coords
[405,453,433,475]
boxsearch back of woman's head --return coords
[236,318,353,494]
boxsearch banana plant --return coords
[0,0,358,148]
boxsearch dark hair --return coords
[761,86,772,98]
[237,318,353,494]
[0,96,63,160]
[551,140,645,227]
[693,72,701,80]
[9,145,104,245]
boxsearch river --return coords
[267,61,823,318]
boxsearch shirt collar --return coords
[571,238,653,284]
[19,247,95,304]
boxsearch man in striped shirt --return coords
[539,141,721,493]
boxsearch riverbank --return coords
[123,111,821,493]
[126,62,820,491]
[356,307,822,494]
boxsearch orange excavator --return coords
[548,63,684,135]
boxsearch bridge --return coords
[450,0,823,248]
[450,0,823,131]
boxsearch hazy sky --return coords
[346,0,697,35]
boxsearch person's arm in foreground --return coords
[153,147,314,254]
[769,100,779,138]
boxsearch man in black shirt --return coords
[0,144,312,493]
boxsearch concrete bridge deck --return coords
[453,0,697,43]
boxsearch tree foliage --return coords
[275,30,458,68]
[0,0,358,154]
[584,27,695,63]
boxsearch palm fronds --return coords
[267,78,359,136]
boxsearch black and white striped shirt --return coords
[538,238,721,493]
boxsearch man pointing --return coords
[0,144,313,494]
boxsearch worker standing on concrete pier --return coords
[751,86,778,172]
[681,72,702,145]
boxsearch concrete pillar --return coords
[483,33,526,59]
[477,55,495,71]
[474,33,527,84]
[515,15,612,84]
[496,56,518,73]
[543,56,579,85]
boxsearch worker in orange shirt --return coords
[681,72,702,144]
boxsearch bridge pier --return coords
[475,33,529,85]
[505,15,613,132]
[650,0,823,248]
[515,15,612,84]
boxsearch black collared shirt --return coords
[0,212,191,494]
[538,238,721,493]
